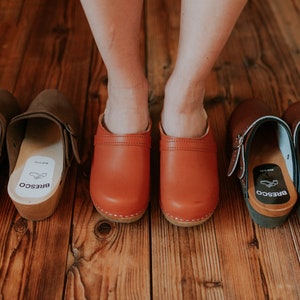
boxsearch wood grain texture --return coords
[0,0,299,299]
[64,43,151,299]
[146,0,300,299]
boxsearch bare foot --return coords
[103,80,149,134]
[161,79,207,138]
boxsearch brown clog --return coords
[160,124,219,227]
[228,99,297,228]
[282,102,300,218]
[0,90,20,161]
[6,89,80,221]
[90,115,151,223]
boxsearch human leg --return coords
[80,0,148,134]
[82,0,151,222]
[160,0,247,226]
[162,0,247,138]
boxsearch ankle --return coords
[164,77,206,113]
[161,77,208,138]
[107,78,149,105]
[103,79,149,134]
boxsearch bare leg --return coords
[80,0,149,134]
[162,0,247,137]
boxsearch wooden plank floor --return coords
[0,0,300,299]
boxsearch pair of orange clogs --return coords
[0,89,80,221]
[90,114,219,227]
[228,99,300,228]
[90,98,300,228]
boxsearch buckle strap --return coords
[227,116,283,179]
[6,90,80,173]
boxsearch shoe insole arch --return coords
[7,118,63,205]
[248,121,297,208]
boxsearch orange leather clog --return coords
[90,115,151,223]
[160,124,219,227]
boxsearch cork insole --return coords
[248,122,297,207]
[7,118,63,205]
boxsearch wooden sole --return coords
[7,118,64,220]
[162,210,214,227]
[95,206,148,223]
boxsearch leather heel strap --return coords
[227,99,296,184]
[227,99,278,179]
[6,89,80,174]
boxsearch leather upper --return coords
[90,115,151,220]
[160,124,219,223]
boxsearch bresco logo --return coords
[19,183,50,189]
[260,180,278,188]
[256,190,288,197]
